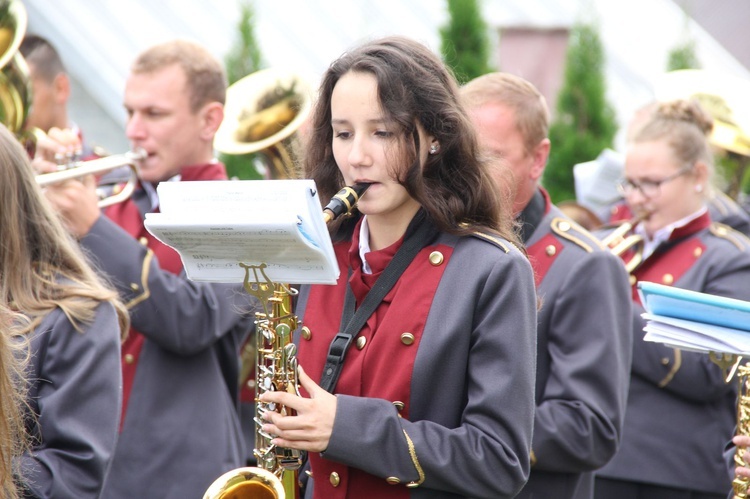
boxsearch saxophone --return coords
[733,362,750,498]
[203,182,370,499]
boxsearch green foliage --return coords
[544,23,617,203]
[225,0,263,85]
[439,0,494,84]
[221,0,265,180]
[667,39,700,71]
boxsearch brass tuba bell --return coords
[214,68,313,180]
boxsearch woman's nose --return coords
[348,136,371,167]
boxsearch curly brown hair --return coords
[304,36,517,244]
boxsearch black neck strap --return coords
[319,211,437,393]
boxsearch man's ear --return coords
[53,73,71,103]
[199,102,224,141]
[530,138,551,181]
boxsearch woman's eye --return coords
[334,131,351,139]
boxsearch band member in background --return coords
[594,100,750,499]
[608,101,750,237]
[461,72,632,499]
[20,34,95,158]
[37,40,257,498]
[0,123,126,498]
[259,36,538,499]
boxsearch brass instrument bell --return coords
[214,68,313,180]
[0,0,32,135]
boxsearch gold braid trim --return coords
[658,348,682,388]
[124,249,154,309]
[550,217,604,253]
[710,222,750,251]
[403,429,425,488]
[472,232,510,253]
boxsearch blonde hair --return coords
[131,39,227,112]
[0,306,29,499]
[0,124,129,335]
[461,72,550,154]
[632,99,715,176]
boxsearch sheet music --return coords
[642,313,750,355]
[144,179,339,284]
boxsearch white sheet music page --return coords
[143,179,339,284]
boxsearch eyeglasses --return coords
[616,166,692,198]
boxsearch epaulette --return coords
[550,217,605,253]
[471,231,511,253]
[709,222,750,251]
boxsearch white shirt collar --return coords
[358,216,373,275]
[636,206,707,260]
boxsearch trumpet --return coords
[600,215,646,274]
[36,149,145,208]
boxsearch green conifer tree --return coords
[543,23,617,203]
[221,0,265,180]
[439,0,494,84]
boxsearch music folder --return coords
[638,281,750,355]
[143,179,339,284]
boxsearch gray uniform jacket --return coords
[81,216,257,499]
[516,200,632,499]
[17,302,122,498]
[297,229,538,499]
[597,216,750,494]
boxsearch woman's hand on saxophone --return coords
[259,366,337,453]
[733,435,750,479]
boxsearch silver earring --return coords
[429,143,439,155]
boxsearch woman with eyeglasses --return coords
[593,99,750,499]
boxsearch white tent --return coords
[22,0,750,153]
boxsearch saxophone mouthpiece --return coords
[323,182,371,224]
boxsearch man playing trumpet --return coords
[36,40,257,499]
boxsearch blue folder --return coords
[638,281,750,333]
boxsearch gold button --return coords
[545,245,556,256]
[329,472,340,487]
[662,274,674,285]
[392,401,405,411]
[130,283,140,292]
[356,336,367,350]
[246,379,256,389]
[386,477,400,485]
[694,247,703,258]
[629,275,637,286]
[301,326,311,341]
[429,251,444,266]
[400,333,415,345]
[661,357,670,366]
[139,237,149,246]
[558,221,571,232]
[124,354,135,364]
